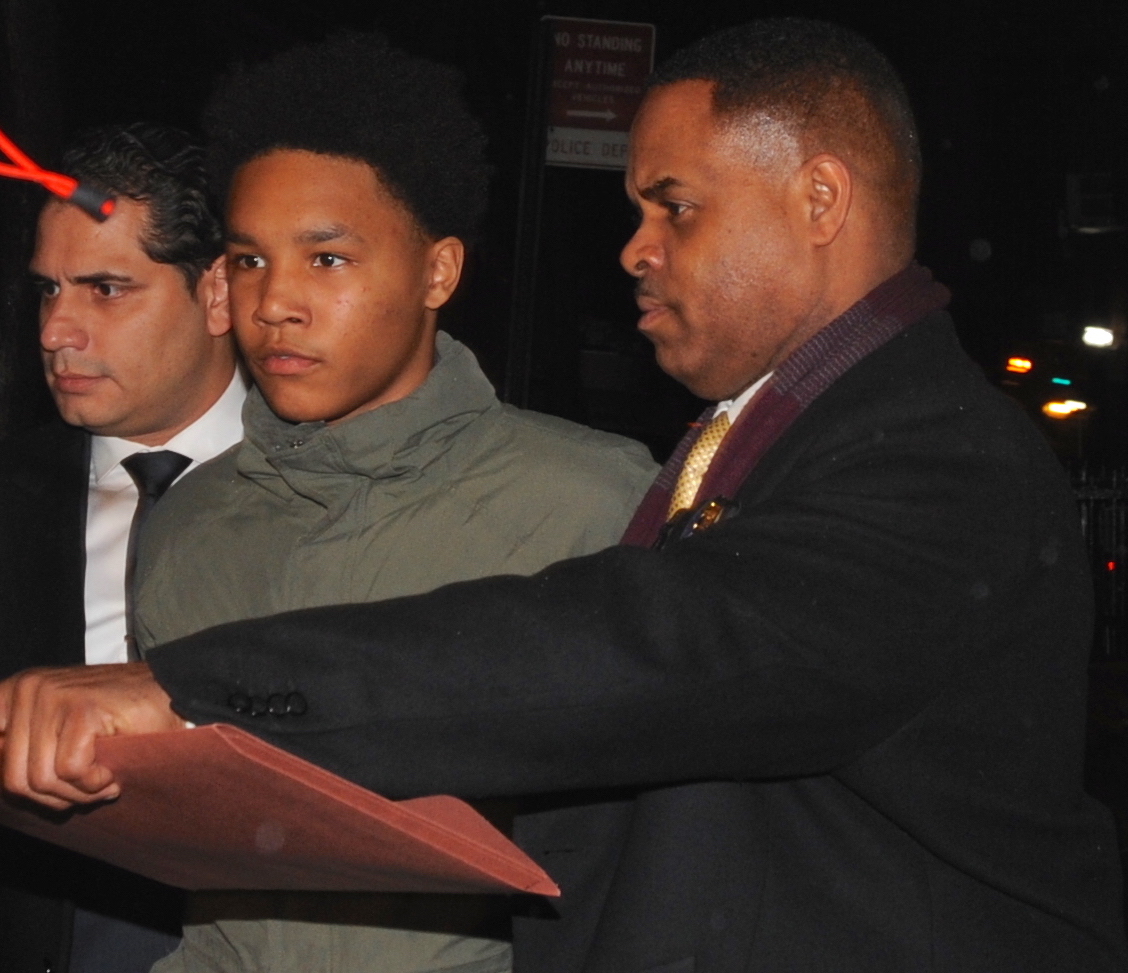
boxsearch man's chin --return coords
[652,348,709,400]
[261,391,334,426]
[52,398,115,433]
[662,365,748,404]
[266,404,321,425]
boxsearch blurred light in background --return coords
[1043,399,1088,418]
[1083,326,1116,349]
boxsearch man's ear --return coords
[198,255,232,337]
[423,237,465,311]
[803,154,852,248]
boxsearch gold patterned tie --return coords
[668,410,731,520]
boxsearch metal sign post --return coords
[505,16,655,407]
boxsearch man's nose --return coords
[620,222,663,278]
[39,294,89,352]
[253,268,309,327]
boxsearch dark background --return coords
[2,0,1128,909]
[1,0,1125,457]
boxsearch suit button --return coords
[267,693,287,716]
[228,692,251,714]
[249,695,268,716]
[285,692,308,715]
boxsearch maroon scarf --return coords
[621,263,950,548]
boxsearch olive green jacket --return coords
[136,333,656,973]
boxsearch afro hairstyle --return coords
[204,32,490,242]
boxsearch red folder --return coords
[0,723,558,896]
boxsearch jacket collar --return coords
[235,332,498,513]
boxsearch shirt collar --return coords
[90,369,248,484]
[715,370,773,425]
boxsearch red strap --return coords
[0,125,115,218]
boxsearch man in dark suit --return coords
[3,19,1126,972]
[0,124,242,973]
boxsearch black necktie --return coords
[121,450,191,660]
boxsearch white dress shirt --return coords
[715,370,773,425]
[84,372,247,665]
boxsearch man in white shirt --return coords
[0,123,244,973]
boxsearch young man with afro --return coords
[131,32,657,973]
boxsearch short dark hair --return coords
[652,18,920,246]
[204,32,490,243]
[60,123,224,290]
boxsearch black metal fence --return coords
[1075,465,1128,895]
[1074,464,1128,661]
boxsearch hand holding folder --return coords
[0,723,558,896]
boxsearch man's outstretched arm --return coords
[0,663,185,810]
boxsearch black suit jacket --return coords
[0,422,86,973]
[151,312,1128,972]
[0,423,179,973]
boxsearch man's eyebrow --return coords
[72,272,136,286]
[295,224,357,245]
[226,225,361,247]
[638,177,681,201]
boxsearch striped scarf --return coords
[621,262,951,548]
